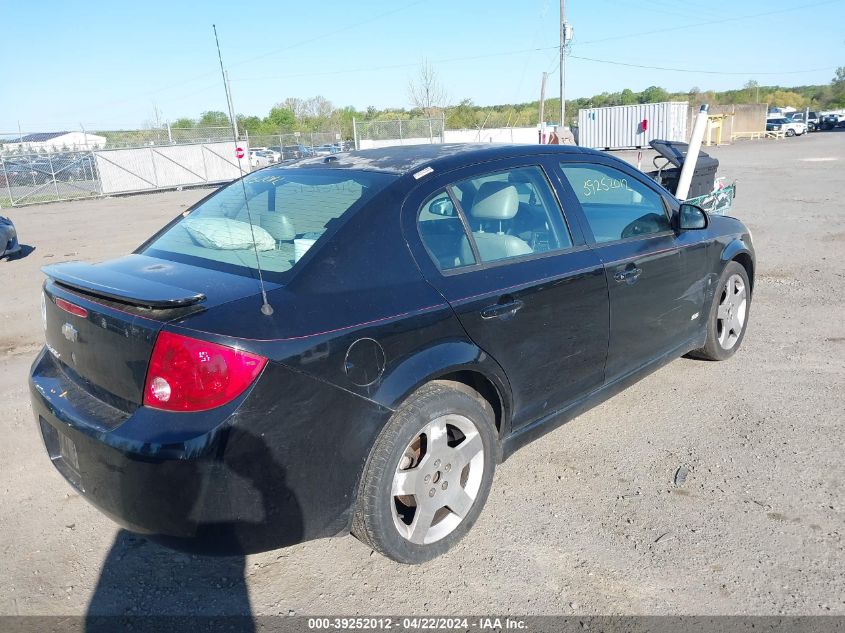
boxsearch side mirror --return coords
[677,203,708,230]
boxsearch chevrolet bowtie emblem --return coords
[61,323,78,343]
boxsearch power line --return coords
[569,54,834,76]
[227,0,429,69]
[577,0,841,46]
[231,45,562,82]
[51,0,430,113]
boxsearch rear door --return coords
[403,159,609,430]
[554,158,697,382]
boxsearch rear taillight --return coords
[55,297,88,318]
[143,331,267,412]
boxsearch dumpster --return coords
[647,139,736,215]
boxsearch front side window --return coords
[143,169,396,281]
[559,163,670,243]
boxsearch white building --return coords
[2,131,107,153]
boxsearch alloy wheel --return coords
[716,273,747,350]
[391,414,485,545]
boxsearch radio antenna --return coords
[213,24,274,316]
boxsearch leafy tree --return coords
[620,88,637,105]
[829,67,845,107]
[237,115,264,135]
[446,99,480,129]
[267,106,296,130]
[171,117,195,129]
[639,86,669,104]
[762,90,807,109]
[198,111,230,127]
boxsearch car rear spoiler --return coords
[42,262,206,309]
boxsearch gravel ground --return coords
[1,132,843,617]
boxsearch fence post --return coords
[353,118,358,151]
[398,118,403,143]
[149,147,159,188]
[0,155,13,207]
[49,153,60,199]
[91,152,103,195]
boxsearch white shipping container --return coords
[577,102,689,150]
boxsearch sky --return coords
[0,0,842,132]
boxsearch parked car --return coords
[0,160,46,186]
[766,117,806,136]
[31,144,755,563]
[0,215,21,259]
[819,113,843,130]
[261,147,282,163]
[280,144,312,160]
[788,111,820,132]
[248,149,273,168]
[311,144,336,156]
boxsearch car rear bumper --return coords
[29,347,393,554]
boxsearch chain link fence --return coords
[247,131,345,160]
[0,127,235,154]
[0,127,344,207]
[1,152,100,206]
[353,117,445,149]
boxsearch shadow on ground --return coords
[85,530,254,630]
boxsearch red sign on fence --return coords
[235,146,245,159]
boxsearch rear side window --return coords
[418,165,573,271]
[456,166,572,264]
[418,190,476,271]
[143,169,396,281]
[559,163,670,243]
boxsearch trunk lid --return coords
[42,254,278,411]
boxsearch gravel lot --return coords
[1,132,843,617]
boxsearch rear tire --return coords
[352,382,497,564]
[690,261,751,361]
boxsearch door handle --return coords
[614,267,643,283]
[480,299,524,320]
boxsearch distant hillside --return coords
[164,70,845,139]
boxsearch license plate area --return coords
[39,417,84,492]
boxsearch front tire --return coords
[352,382,497,564]
[786,129,796,137]
[690,261,751,361]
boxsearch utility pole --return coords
[539,72,548,143]
[559,0,566,128]
[559,0,573,129]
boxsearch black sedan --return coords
[30,144,754,563]
[1,215,21,259]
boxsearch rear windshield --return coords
[143,168,396,281]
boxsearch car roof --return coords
[284,143,592,175]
